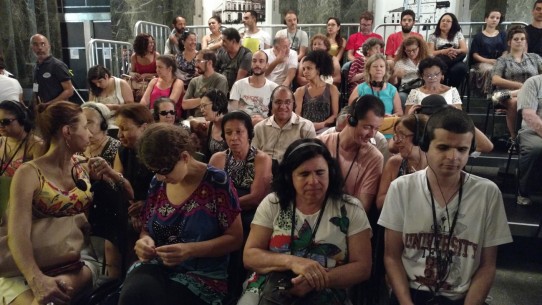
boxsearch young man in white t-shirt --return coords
[229,50,278,125]
[241,10,271,52]
[378,107,512,305]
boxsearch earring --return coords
[65,138,72,151]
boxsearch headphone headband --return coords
[286,142,323,160]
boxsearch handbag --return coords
[436,44,466,67]
[122,74,150,103]
[0,212,89,278]
[258,198,328,305]
[399,78,423,93]
[379,116,400,136]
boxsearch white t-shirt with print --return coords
[229,77,278,117]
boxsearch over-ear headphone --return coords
[268,85,295,117]
[82,103,108,131]
[0,100,31,130]
[370,80,384,88]
[348,100,358,127]
[419,109,476,154]
[412,114,421,146]
[71,160,90,191]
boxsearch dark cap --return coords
[419,94,449,115]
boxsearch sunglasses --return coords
[0,118,17,127]
[159,110,176,116]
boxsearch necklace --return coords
[85,136,108,158]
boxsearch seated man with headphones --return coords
[378,107,512,305]
[318,95,385,212]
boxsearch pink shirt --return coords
[345,32,383,59]
[385,32,423,58]
[317,132,383,206]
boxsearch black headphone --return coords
[83,103,108,131]
[71,160,90,191]
[419,109,476,154]
[0,100,31,130]
[370,80,384,88]
[348,100,359,127]
[268,85,295,117]
[412,114,421,146]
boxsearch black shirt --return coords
[34,56,71,102]
[526,25,542,57]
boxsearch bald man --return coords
[31,34,74,105]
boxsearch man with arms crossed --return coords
[379,107,512,305]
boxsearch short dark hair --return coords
[172,16,185,25]
[272,138,345,210]
[0,100,32,132]
[115,103,153,126]
[246,10,259,22]
[534,0,542,10]
[222,27,241,43]
[268,85,295,117]
[425,107,475,146]
[179,31,197,52]
[200,49,217,65]
[351,95,385,121]
[360,11,374,22]
[133,33,154,56]
[434,13,461,41]
[302,50,334,77]
[87,65,112,97]
[138,123,195,173]
[221,110,254,142]
[202,88,228,115]
[401,9,416,20]
[418,57,448,77]
[152,97,176,122]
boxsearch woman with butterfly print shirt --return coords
[237,138,372,305]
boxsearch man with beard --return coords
[346,11,383,61]
[182,49,228,116]
[317,95,384,212]
[241,10,271,53]
[30,34,74,105]
[385,10,423,60]
[164,16,187,56]
[229,51,278,124]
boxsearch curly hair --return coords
[202,88,228,115]
[417,57,448,78]
[361,37,385,57]
[394,36,429,63]
[87,65,112,97]
[433,13,461,41]
[310,33,331,52]
[137,123,195,172]
[133,33,154,57]
[272,138,345,211]
[364,53,391,83]
[302,50,334,77]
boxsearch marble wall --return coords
[0,0,62,87]
[111,0,195,43]
[278,0,368,24]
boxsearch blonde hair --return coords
[364,53,390,83]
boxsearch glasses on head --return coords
[405,47,419,54]
[159,110,176,116]
[424,72,441,80]
[0,118,17,127]
[274,100,293,107]
[393,133,414,143]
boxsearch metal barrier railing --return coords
[86,39,133,77]
[133,21,171,54]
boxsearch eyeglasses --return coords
[393,133,414,143]
[405,47,419,54]
[424,72,441,80]
[0,118,17,127]
[159,110,176,116]
[151,164,175,176]
[196,59,207,64]
[274,100,293,107]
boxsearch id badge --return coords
[33,83,39,92]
